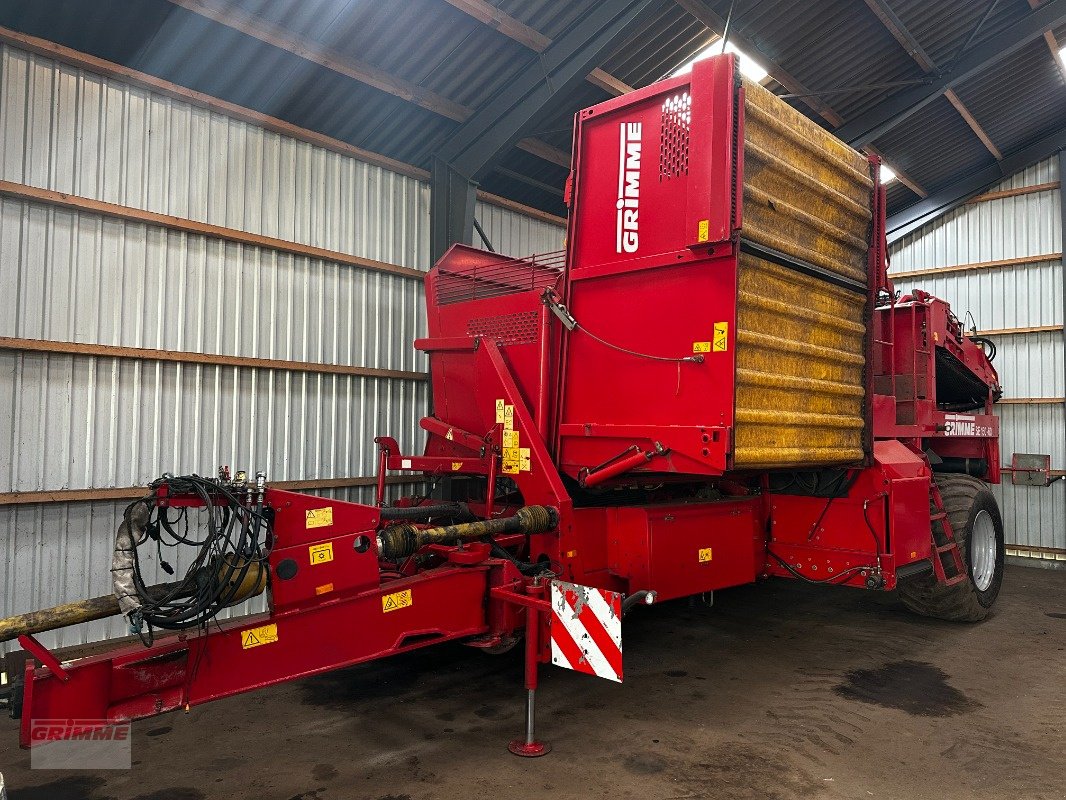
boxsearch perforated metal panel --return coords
[467,311,540,345]
[659,92,691,181]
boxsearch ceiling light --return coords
[672,40,768,83]
[880,164,898,184]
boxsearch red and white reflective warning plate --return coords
[549,580,623,682]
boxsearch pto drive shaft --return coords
[377,505,558,561]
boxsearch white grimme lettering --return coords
[616,122,642,253]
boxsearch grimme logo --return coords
[615,121,642,253]
[944,413,993,437]
[30,719,132,770]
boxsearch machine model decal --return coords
[549,580,623,683]
[309,542,333,565]
[381,589,413,613]
[615,122,642,254]
[240,623,278,650]
[305,507,333,529]
[944,413,993,437]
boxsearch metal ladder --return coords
[929,481,967,586]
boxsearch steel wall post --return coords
[1059,148,1066,491]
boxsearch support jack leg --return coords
[509,580,550,757]
[509,688,550,757]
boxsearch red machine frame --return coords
[12,54,1002,755]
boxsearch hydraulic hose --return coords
[379,503,469,521]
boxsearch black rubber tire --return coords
[897,474,1005,622]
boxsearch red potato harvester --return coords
[1,54,1004,756]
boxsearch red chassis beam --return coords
[18,486,542,748]
[20,565,496,748]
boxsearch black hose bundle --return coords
[969,335,997,362]
[114,474,272,643]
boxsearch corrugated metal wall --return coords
[0,41,564,658]
[890,155,1065,562]
[473,200,567,257]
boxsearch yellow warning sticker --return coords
[503,429,519,449]
[451,461,464,471]
[504,447,520,463]
[503,404,514,431]
[309,541,334,565]
[315,583,334,595]
[305,507,333,529]
[519,448,531,472]
[502,463,520,475]
[382,589,413,613]
[495,399,505,424]
[445,428,455,441]
[241,623,278,649]
[713,322,729,352]
[698,548,713,563]
[697,219,710,243]
[693,341,711,353]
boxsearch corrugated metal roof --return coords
[953,37,1066,155]
[871,95,998,191]
[0,0,1063,222]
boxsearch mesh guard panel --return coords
[659,92,691,181]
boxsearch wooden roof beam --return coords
[865,145,928,198]
[835,0,1066,146]
[674,0,844,126]
[439,0,635,96]
[862,0,1002,160]
[944,89,1003,159]
[0,25,568,227]
[167,0,568,170]
[1028,0,1066,82]
[673,0,927,197]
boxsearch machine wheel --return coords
[897,474,1004,622]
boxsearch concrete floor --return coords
[1,564,1064,800]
